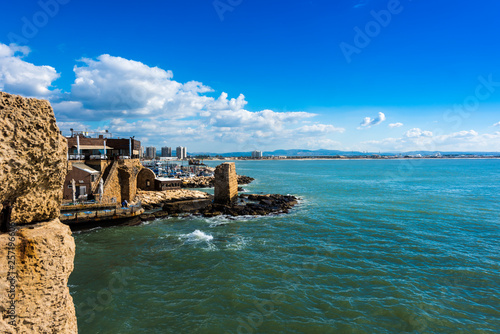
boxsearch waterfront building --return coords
[176,146,187,160]
[63,163,100,200]
[63,130,143,203]
[146,147,157,159]
[66,130,141,160]
[161,146,172,157]
[251,150,263,159]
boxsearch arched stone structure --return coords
[137,168,156,191]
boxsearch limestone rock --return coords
[0,219,77,333]
[0,92,67,224]
[134,189,210,209]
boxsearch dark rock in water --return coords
[145,193,298,219]
[163,198,212,213]
[140,214,156,221]
[153,211,169,219]
[237,175,255,185]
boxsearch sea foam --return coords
[182,229,214,242]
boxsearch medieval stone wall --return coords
[137,168,156,191]
[214,162,238,204]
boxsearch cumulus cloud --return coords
[358,112,386,129]
[361,129,500,152]
[68,54,211,119]
[50,53,345,151]
[494,121,500,127]
[404,128,433,138]
[0,43,59,98]
[388,122,403,128]
[0,50,342,151]
[297,124,345,134]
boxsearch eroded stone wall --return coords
[0,92,67,224]
[0,92,77,333]
[214,162,238,204]
[0,220,77,333]
[117,159,142,202]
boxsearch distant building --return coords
[161,146,172,157]
[145,147,157,159]
[139,146,144,158]
[176,146,187,160]
[251,150,263,159]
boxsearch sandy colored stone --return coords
[0,219,77,333]
[0,91,67,224]
[214,162,238,204]
[134,189,210,207]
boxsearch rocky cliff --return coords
[0,92,77,333]
[0,91,67,224]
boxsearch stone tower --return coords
[214,162,238,204]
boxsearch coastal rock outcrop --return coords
[0,92,77,333]
[0,92,67,224]
[202,194,298,217]
[0,220,77,333]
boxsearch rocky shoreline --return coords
[139,193,299,221]
[181,175,255,188]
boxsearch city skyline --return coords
[0,0,499,152]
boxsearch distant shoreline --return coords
[204,157,500,161]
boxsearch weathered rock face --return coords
[214,163,238,204]
[0,220,77,333]
[0,91,77,333]
[135,189,211,210]
[163,198,213,214]
[0,92,67,224]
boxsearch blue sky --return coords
[1,0,499,152]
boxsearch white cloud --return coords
[68,54,211,119]
[297,124,345,134]
[404,128,433,138]
[48,53,351,151]
[388,122,403,128]
[361,129,500,152]
[304,139,342,149]
[0,43,59,98]
[493,121,500,127]
[358,112,386,129]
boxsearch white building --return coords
[251,150,263,159]
[176,146,187,160]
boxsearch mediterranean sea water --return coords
[69,159,500,333]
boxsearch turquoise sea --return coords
[69,159,500,333]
